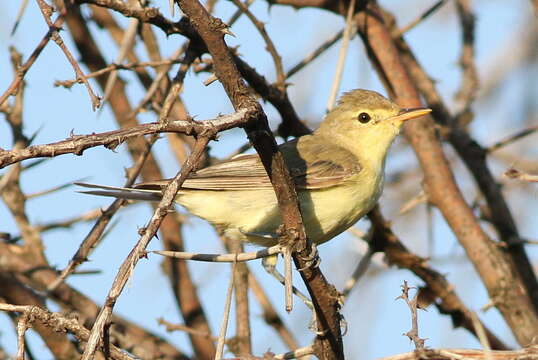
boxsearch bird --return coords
[78,89,431,248]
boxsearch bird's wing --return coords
[281,135,362,189]
[135,136,361,191]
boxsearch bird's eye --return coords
[358,112,371,123]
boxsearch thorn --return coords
[221,27,236,37]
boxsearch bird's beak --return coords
[390,107,432,123]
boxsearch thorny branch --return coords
[0,303,137,360]
[397,281,426,350]
[35,0,101,109]
[2,0,537,358]
[367,207,507,350]
[356,2,538,346]
[0,109,250,168]
[170,0,343,357]
[80,137,212,359]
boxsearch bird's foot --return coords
[261,255,313,310]
[307,308,348,337]
[297,243,320,271]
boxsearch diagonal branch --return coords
[367,207,507,350]
[81,136,212,359]
[387,7,538,317]
[356,3,538,346]
[172,0,343,356]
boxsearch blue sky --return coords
[1,0,537,358]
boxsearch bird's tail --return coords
[75,182,162,202]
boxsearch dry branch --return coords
[171,0,344,356]
[355,3,538,345]
[367,207,507,350]
[58,3,216,356]
[80,137,212,359]
[0,109,250,168]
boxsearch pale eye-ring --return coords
[358,112,371,124]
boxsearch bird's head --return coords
[317,89,431,159]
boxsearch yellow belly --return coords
[177,168,383,247]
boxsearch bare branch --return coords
[378,348,538,360]
[215,263,236,360]
[395,0,448,36]
[0,109,250,168]
[504,168,538,183]
[229,0,286,87]
[326,0,356,111]
[0,303,137,360]
[0,17,65,108]
[81,137,211,359]
[151,244,282,262]
[35,0,101,110]
[397,281,426,350]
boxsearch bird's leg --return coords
[261,255,313,310]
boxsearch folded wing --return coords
[134,135,362,192]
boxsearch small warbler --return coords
[79,89,430,246]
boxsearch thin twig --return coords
[397,281,426,350]
[341,246,375,300]
[504,168,538,183]
[7,208,104,243]
[158,318,217,340]
[454,0,478,120]
[151,244,282,262]
[379,348,538,360]
[227,0,255,26]
[102,17,139,104]
[0,108,251,168]
[326,0,356,110]
[129,46,186,117]
[159,44,198,122]
[215,262,236,360]
[286,29,344,79]
[25,179,87,199]
[35,0,101,110]
[80,137,212,360]
[470,312,493,360]
[55,58,185,88]
[486,124,538,153]
[229,0,286,87]
[283,246,293,312]
[395,0,448,36]
[0,17,65,107]
[16,312,28,360]
[11,0,30,35]
[274,345,315,359]
[398,190,427,215]
[47,137,154,292]
[228,237,252,356]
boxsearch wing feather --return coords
[135,135,362,192]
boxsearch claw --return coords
[262,256,313,310]
[298,243,320,271]
[221,27,236,37]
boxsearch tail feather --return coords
[75,182,162,202]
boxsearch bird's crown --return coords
[334,89,399,114]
